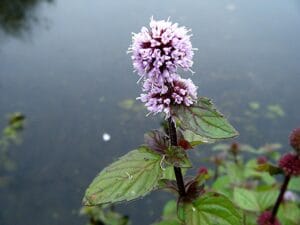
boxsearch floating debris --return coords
[249,102,260,110]
[118,99,135,110]
[267,104,285,118]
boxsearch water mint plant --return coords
[265,128,300,225]
[0,113,25,187]
[207,128,300,225]
[83,18,242,224]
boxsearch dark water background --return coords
[0,0,300,224]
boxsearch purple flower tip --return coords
[138,74,197,118]
[129,18,194,83]
[278,153,300,177]
[198,167,208,175]
[257,211,281,225]
[289,127,300,153]
[257,156,268,165]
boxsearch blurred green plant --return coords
[206,141,300,225]
[80,205,130,225]
[0,0,53,36]
[0,112,25,187]
[153,138,300,224]
[245,101,285,120]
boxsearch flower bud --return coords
[289,127,300,154]
[278,153,300,177]
[257,156,268,165]
[230,142,239,155]
[197,167,208,175]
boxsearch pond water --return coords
[0,0,300,224]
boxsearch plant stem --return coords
[213,165,219,181]
[233,153,238,165]
[168,117,186,197]
[270,175,291,223]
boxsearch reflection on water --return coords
[0,0,53,36]
[0,0,300,225]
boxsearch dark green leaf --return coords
[161,166,176,180]
[153,219,181,225]
[182,192,242,225]
[173,97,238,139]
[83,147,163,205]
[182,129,215,147]
[81,206,129,225]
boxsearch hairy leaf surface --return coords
[83,147,163,205]
[182,192,242,225]
[173,97,238,139]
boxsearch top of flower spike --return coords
[129,18,195,84]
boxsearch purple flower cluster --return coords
[129,18,197,118]
[129,18,194,83]
[278,153,300,176]
[138,74,197,117]
[289,127,300,153]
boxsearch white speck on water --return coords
[102,133,111,142]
